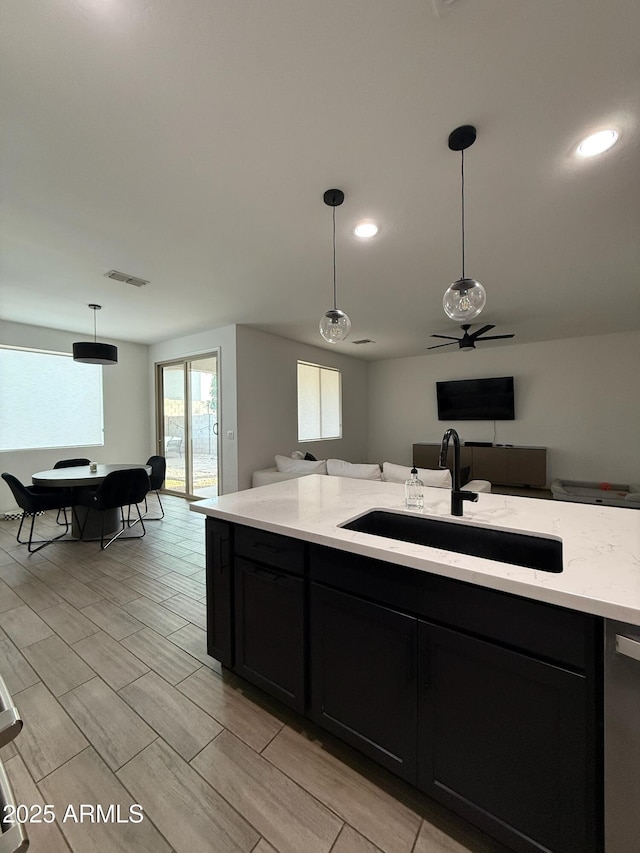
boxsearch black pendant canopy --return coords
[73,304,118,365]
[448,124,476,151]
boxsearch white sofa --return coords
[252,456,491,492]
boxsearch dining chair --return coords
[76,468,149,549]
[53,457,91,525]
[1,472,74,553]
[54,458,91,468]
[145,455,167,520]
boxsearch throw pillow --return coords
[304,452,317,461]
[382,462,452,488]
[275,454,327,475]
[326,459,382,480]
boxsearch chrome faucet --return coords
[439,428,479,517]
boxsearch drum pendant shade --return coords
[73,304,118,365]
[72,341,118,364]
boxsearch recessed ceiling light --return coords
[576,129,619,158]
[354,222,378,238]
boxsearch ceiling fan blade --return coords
[427,341,457,349]
[468,324,495,339]
[477,334,515,341]
[430,334,461,341]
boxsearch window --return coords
[297,361,341,441]
[0,346,104,451]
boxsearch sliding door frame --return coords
[155,349,221,499]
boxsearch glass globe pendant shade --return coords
[319,309,351,344]
[443,277,486,322]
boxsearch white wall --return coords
[367,330,640,486]
[6,319,634,512]
[149,325,238,494]
[235,327,369,491]
[0,320,150,513]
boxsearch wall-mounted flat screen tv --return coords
[436,376,515,420]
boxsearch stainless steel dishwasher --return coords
[605,619,640,852]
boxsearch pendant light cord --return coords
[461,148,466,280]
[332,204,337,310]
[93,308,97,343]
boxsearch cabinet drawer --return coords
[310,544,595,671]
[235,525,304,575]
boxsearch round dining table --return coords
[32,463,151,539]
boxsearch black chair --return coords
[145,455,166,520]
[2,472,74,553]
[76,468,149,550]
[53,457,91,525]
[54,458,91,468]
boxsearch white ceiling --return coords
[1,0,639,360]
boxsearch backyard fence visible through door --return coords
[156,353,219,499]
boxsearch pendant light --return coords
[319,188,351,344]
[73,304,118,364]
[443,125,486,322]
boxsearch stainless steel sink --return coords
[341,510,563,573]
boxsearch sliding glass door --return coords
[156,353,219,499]
[189,355,219,498]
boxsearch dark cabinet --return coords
[412,443,547,487]
[205,525,602,853]
[310,583,418,781]
[417,622,597,853]
[234,557,305,712]
[505,447,546,488]
[205,518,233,667]
[471,445,507,482]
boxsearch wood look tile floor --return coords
[0,495,511,853]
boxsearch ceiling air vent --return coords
[104,270,149,287]
[352,339,375,345]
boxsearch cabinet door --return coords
[471,446,507,482]
[310,583,417,782]
[205,518,233,667]
[234,558,305,712]
[417,622,597,853]
[505,448,546,487]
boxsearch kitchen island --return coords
[191,475,640,853]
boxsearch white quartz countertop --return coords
[190,475,640,625]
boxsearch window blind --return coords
[0,346,104,451]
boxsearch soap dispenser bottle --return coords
[405,467,424,509]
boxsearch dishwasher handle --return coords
[616,634,640,663]
[0,760,29,853]
[0,675,22,750]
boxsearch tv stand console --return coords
[413,443,547,488]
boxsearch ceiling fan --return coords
[428,323,515,351]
